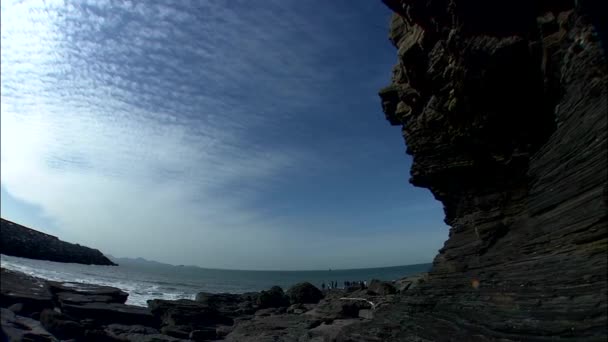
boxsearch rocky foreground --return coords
[0,268,426,341]
[0,219,116,266]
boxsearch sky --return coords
[0,0,448,270]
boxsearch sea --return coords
[0,254,431,307]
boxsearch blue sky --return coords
[0,0,448,270]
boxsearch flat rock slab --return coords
[48,281,128,304]
[62,302,158,327]
[224,313,321,342]
[0,268,54,314]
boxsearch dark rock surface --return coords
[1,308,57,342]
[367,279,397,295]
[344,0,608,341]
[40,309,84,340]
[256,286,290,309]
[0,268,54,316]
[1,267,428,341]
[0,218,116,265]
[286,282,324,305]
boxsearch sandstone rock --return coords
[286,282,323,305]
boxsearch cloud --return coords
[1,0,447,269]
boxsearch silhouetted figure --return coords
[322,282,325,290]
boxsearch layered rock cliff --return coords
[346,0,607,341]
[0,218,116,266]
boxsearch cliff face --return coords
[347,0,607,341]
[0,218,116,266]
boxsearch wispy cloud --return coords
[1,0,446,269]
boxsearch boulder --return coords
[40,309,84,340]
[256,286,289,309]
[286,282,323,304]
[367,279,396,295]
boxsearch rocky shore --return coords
[0,219,116,266]
[0,268,426,341]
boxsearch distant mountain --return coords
[106,255,174,268]
[0,218,116,266]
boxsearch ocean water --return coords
[0,254,431,307]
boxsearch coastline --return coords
[0,266,426,341]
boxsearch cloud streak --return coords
[1,0,447,269]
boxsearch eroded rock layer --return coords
[346,0,607,341]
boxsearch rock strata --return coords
[345,0,608,341]
[0,218,116,266]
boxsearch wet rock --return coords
[286,282,323,305]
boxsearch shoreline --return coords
[1,266,426,341]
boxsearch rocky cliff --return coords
[345,0,607,341]
[0,218,116,266]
